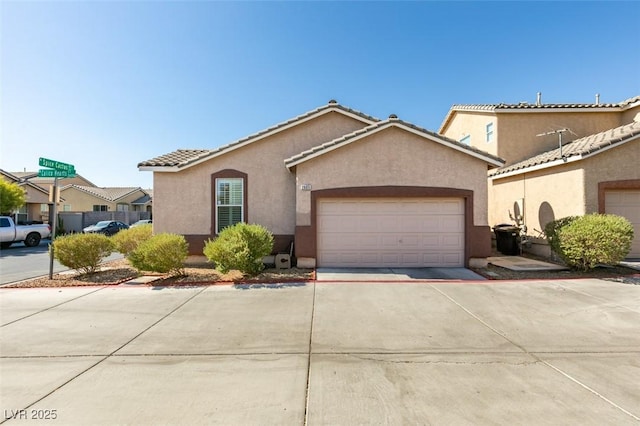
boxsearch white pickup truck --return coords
[0,216,52,248]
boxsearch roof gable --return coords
[138,101,379,171]
[62,185,144,202]
[489,121,640,178]
[285,117,504,169]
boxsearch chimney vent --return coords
[388,114,398,119]
[536,92,542,106]
[595,93,600,105]
[328,99,337,104]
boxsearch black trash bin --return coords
[493,225,521,255]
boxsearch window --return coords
[486,122,494,143]
[117,203,129,212]
[216,178,244,233]
[63,205,71,212]
[93,205,108,212]
[460,135,471,145]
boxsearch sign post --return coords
[39,158,76,279]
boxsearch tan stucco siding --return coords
[152,112,370,236]
[294,127,490,226]
[621,105,640,124]
[583,140,640,212]
[489,166,586,233]
[496,112,621,164]
[441,111,498,158]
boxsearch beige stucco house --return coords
[59,185,152,214]
[439,95,640,259]
[0,170,51,223]
[139,101,504,268]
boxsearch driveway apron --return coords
[1,279,639,425]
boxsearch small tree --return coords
[558,214,634,270]
[128,233,188,276]
[203,223,274,275]
[0,180,26,215]
[53,233,114,275]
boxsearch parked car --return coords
[83,221,129,236]
[130,219,152,228]
[0,216,52,248]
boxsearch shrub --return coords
[544,215,578,256]
[129,233,188,276]
[203,223,274,275]
[112,224,153,257]
[52,233,114,274]
[557,214,634,270]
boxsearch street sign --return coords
[39,157,76,174]
[38,169,73,178]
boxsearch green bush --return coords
[203,223,274,275]
[52,233,114,274]
[129,233,188,276]
[557,214,634,270]
[544,215,578,256]
[112,224,153,257]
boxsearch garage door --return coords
[605,190,640,258]
[317,198,465,267]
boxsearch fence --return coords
[58,211,151,234]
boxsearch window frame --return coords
[486,122,494,143]
[211,170,248,235]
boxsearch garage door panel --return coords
[605,190,640,258]
[318,198,465,267]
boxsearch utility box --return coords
[493,225,521,256]
[275,253,291,269]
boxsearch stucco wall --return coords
[294,126,491,226]
[441,111,498,158]
[489,166,586,234]
[584,140,640,212]
[443,110,624,165]
[497,112,622,164]
[489,140,639,236]
[152,111,370,236]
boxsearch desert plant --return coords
[557,214,634,270]
[112,224,153,257]
[52,233,114,274]
[128,233,188,276]
[544,215,579,256]
[203,223,274,275]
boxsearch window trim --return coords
[211,170,248,235]
[486,122,494,143]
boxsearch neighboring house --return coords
[439,95,640,259]
[0,170,51,223]
[59,185,152,213]
[11,172,98,189]
[139,100,503,268]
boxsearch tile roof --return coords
[489,121,640,178]
[62,185,143,202]
[138,101,380,169]
[439,95,640,133]
[285,116,504,169]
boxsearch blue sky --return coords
[2,1,639,189]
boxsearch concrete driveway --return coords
[1,279,639,425]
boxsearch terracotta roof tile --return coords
[63,185,142,202]
[490,121,640,177]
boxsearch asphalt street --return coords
[1,278,639,425]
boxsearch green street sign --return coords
[38,169,75,178]
[39,157,75,174]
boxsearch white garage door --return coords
[317,198,465,267]
[606,190,640,259]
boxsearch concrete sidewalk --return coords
[1,280,639,425]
